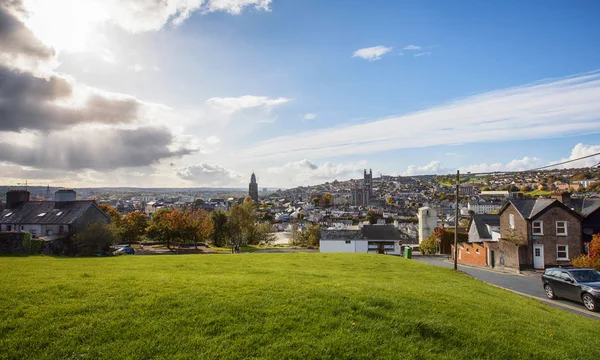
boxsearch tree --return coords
[121,212,148,245]
[186,209,213,249]
[290,222,302,247]
[74,221,116,256]
[247,223,276,245]
[210,210,229,247]
[573,234,600,270]
[228,199,257,249]
[303,223,321,248]
[98,204,122,227]
[311,197,321,207]
[321,193,333,207]
[366,210,382,224]
[146,208,183,250]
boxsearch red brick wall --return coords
[452,242,488,267]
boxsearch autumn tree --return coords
[321,193,333,207]
[186,209,213,249]
[573,234,600,270]
[98,204,122,227]
[227,198,257,249]
[311,197,321,207]
[146,208,184,250]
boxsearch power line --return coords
[455,151,600,179]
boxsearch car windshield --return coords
[570,270,600,283]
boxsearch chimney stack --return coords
[6,190,30,209]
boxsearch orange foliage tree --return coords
[573,234,600,270]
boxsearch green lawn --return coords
[1,254,599,359]
[525,189,553,197]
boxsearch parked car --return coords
[112,245,135,255]
[541,267,600,311]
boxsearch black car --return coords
[541,267,600,312]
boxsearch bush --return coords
[74,222,115,256]
[22,233,43,255]
[419,233,437,255]
[572,255,600,270]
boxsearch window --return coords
[4,212,12,217]
[532,221,543,235]
[534,248,541,257]
[476,248,480,255]
[345,240,351,244]
[6,225,11,231]
[56,211,63,216]
[30,229,37,237]
[59,226,64,234]
[37,212,46,217]
[509,214,515,229]
[557,245,569,260]
[466,248,470,254]
[556,221,567,236]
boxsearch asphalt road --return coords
[413,255,600,320]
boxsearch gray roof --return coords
[321,225,401,241]
[505,199,556,219]
[0,201,104,225]
[565,198,600,217]
[471,214,500,239]
[361,225,401,241]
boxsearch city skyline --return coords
[1,1,600,188]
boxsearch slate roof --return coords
[0,201,104,225]
[321,225,401,241]
[471,214,500,239]
[361,225,401,241]
[501,199,555,219]
[565,198,600,217]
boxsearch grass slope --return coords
[1,254,599,360]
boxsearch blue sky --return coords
[2,0,600,188]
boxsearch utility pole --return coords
[454,170,459,271]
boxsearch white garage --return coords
[320,225,403,255]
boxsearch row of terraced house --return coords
[452,193,600,271]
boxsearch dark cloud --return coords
[0,127,196,170]
[0,65,140,131]
[0,1,55,61]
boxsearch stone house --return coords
[498,199,582,270]
[0,190,110,239]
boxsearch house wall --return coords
[533,207,581,267]
[583,210,600,245]
[320,240,358,253]
[500,204,530,266]
[454,242,487,266]
[71,205,110,234]
[468,222,481,243]
[487,241,523,270]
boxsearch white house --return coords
[320,224,403,255]
[467,201,503,214]
[418,207,437,244]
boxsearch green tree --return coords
[311,197,321,207]
[75,221,116,256]
[210,210,229,247]
[121,212,148,245]
[366,210,382,224]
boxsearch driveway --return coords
[413,255,600,320]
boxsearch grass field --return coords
[1,254,599,360]
[525,189,553,197]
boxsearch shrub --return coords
[22,233,43,255]
[572,255,600,270]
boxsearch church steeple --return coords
[249,173,259,202]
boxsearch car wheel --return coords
[544,284,557,299]
[582,293,598,312]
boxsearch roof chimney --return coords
[6,190,30,209]
[55,189,76,202]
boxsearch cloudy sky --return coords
[2,0,600,189]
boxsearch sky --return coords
[2,0,600,189]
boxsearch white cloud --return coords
[402,161,443,176]
[403,45,422,51]
[303,113,317,120]
[459,157,541,173]
[268,159,367,185]
[129,64,144,72]
[549,143,600,168]
[241,72,600,162]
[177,163,243,185]
[414,52,431,57]
[352,46,393,61]
[206,95,291,114]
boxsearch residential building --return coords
[0,189,110,238]
[320,224,402,254]
[498,199,582,270]
[467,201,502,214]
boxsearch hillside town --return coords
[2,166,599,271]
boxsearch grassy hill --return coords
[1,254,599,359]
